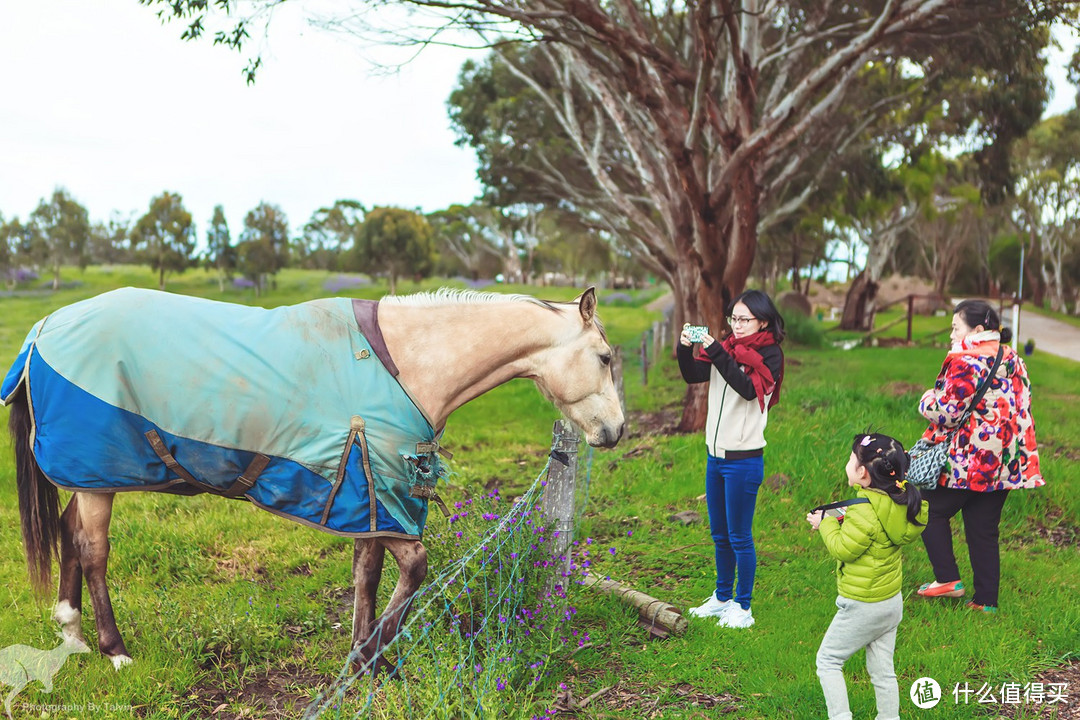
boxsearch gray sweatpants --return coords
[816,593,904,720]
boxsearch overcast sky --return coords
[0,1,486,238]
[1,4,1077,244]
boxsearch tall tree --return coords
[356,206,434,294]
[28,188,91,290]
[205,205,237,292]
[87,214,132,266]
[302,199,365,271]
[428,203,503,280]
[144,0,1067,427]
[1011,113,1080,312]
[0,212,15,288]
[237,202,290,295]
[132,191,196,290]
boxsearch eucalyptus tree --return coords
[1012,113,1080,312]
[205,205,237,291]
[142,0,1068,426]
[0,213,15,288]
[302,199,365,271]
[427,203,503,280]
[132,191,197,290]
[356,206,435,294]
[28,188,91,290]
[87,214,132,266]
[238,202,291,295]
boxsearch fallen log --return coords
[582,575,687,637]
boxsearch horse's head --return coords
[532,288,625,448]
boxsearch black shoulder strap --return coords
[963,346,1005,422]
[812,497,870,513]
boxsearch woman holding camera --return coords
[916,300,1043,613]
[677,289,785,629]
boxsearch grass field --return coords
[0,266,1076,719]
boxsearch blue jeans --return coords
[705,453,764,610]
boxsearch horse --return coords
[3,285,624,675]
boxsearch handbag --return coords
[906,346,1004,490]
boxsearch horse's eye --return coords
[600,353,611,366]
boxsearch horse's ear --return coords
[577,287,597,326]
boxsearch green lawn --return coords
[0,267,1075,719]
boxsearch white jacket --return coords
[677,342,783,457]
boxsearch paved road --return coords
[1013,309,1080,362]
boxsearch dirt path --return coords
[1013,309,1080,362]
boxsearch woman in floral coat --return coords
[915,300,1043,612]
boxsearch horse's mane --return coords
[381,288,558,312]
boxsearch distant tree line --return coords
[0,191,648,295]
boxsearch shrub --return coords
[784,311,825,347]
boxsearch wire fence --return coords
[304,424,595,719]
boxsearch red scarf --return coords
[695,331,782,411]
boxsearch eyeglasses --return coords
[727,316,758,326]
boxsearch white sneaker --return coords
[716,605,755,628]
[687,595,733,618]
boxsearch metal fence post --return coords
[543,419,579,594]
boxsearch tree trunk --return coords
[840,271,878,331]
[677,383,709,434]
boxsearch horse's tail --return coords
[8,390,61,597]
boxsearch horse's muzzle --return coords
[590,422,624,448]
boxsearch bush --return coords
[784,311,825,347]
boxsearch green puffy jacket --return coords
[818,488,929,603]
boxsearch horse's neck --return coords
[378,301,557,429]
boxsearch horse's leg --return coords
[73,492,131,668]
[350,538,386,676]
[366,539,428,676]
[53,495,85,644]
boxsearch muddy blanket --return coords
[1,288,442,538]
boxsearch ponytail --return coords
[852,433,925,526]
[954,299,1012,344]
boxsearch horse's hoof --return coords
[373,657,401,681]
[110,655,133,670]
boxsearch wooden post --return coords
[543,420,579,592]
[906,294,914,344]
[612,346,626,420]
[640,332,649,385]
[651,320,662,365]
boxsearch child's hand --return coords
[806,510,824,531]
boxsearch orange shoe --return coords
[966,601,998,613]
[917,580,965,598]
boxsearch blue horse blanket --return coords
[1,288,444,539]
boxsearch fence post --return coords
[906,294,914,344]
[612,346,626,421]
[640,332,649,385]
[543,419,579,593]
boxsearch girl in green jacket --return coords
[806,433,929,720]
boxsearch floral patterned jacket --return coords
[919,333,1043,492]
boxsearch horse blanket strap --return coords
[416,441,453,460]
[352,299,399,377]
[2,288,446,539]
[145,430,268,498]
